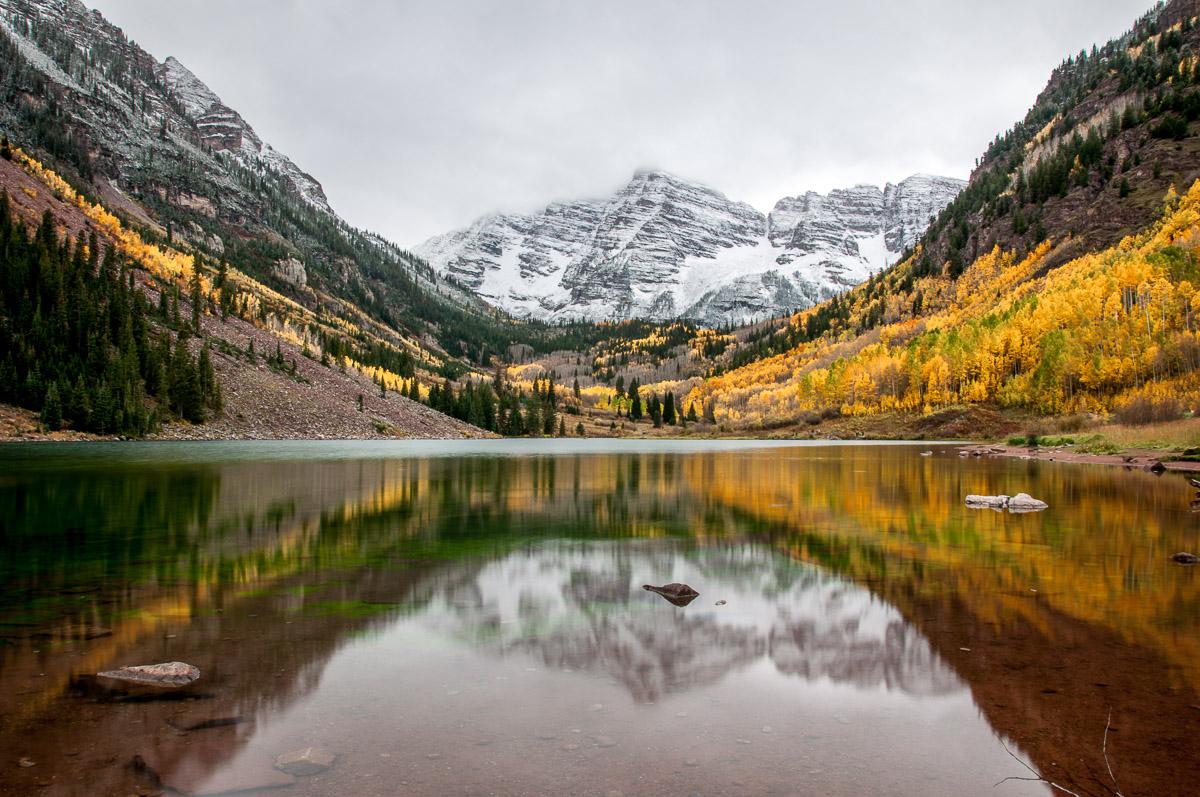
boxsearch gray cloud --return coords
[86,0,1150,246]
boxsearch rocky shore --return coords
[958,443,1200,473]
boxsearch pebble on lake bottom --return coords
[591,735,617,748]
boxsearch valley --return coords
[1,0,1200,456]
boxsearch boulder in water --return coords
[1171,552,1200,564]
[1007,493,1049,512]
[964,494,1048,513]
[965,494,1009,509]
[642,583,700,606]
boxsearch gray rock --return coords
[1007,493,1049,513]
[96,661,200,687]
[964,494,1009,509]
[964,494,1047,513]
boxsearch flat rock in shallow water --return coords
[274,746,336,776]
[1171,552,1200,564]
[1007,493,1049,513]
[964,494,1048,513]
[964,494,1009,509]
[96,661,200,687]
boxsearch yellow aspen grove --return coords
[687,182,1200,428]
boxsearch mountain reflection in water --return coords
[0,440,1196,796]
[429,543,961,703]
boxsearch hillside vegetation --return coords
[685,183,1200,427]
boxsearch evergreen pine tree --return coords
[663,392,676,425]
[40,381,62,430]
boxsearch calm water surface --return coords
[0,440,1197,796]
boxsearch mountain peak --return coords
[418,171,963,325]
[158,55,221,120]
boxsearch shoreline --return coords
[956,442,1200,473]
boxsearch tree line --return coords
[0,194,221,435]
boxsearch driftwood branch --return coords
[995,707,1128,797]
[1101,709,1124,797]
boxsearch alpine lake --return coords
[0,440,1197,797]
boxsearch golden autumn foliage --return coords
[688,181,1200,427]
[14,148,442,398]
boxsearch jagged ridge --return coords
[417,171,964,326]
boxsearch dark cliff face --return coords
[917,0,1200,276]
[418,171,964,326]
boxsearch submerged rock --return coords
[96,662,200,688]
[166,755,295,795]
[1171,552,1200,564]
[642,583,700,606]
[275,747,336,776]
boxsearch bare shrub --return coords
[1114,395,1183,426]
[1054,414,1091,433]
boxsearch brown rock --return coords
[96,662,200,687]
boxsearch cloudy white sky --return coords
[88,0,1150,247]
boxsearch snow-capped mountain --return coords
[418,172,965,325]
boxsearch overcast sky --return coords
[87,0,1150,247]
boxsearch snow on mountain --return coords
[156,56,332,213]
[418,172,965,326]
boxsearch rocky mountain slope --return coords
[917,0,1200,276]
[0,0,507,363]
[0,151,488,440]
[417,171,964,326]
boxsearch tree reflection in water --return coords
[0,441,1195,796]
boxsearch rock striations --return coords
[418,172,965,325]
